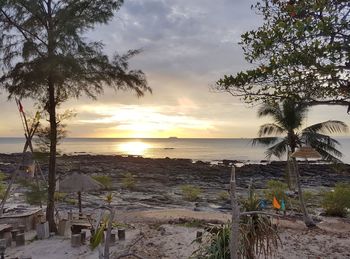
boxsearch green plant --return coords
[121,172,136,190]
[218,191,230,201]
[66,198,77,206]
[321,183,350,217]
[240,185,281,259]
[54,192,67,202]
[192,224,231,259]
[0,172,7,182]
[264,180,288,203]
[177,219,205,228]
[181,185,202,202]
[0,172,7,199]
[193,185,280,259]
[25,183,47,205]
[92,175,112,190]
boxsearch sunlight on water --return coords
[117,141,151,156]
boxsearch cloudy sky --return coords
[0,0,348,138]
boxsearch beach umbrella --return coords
[58,172,104,213]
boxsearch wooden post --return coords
[71,234,81,247]
[78,192,82,214]
[104,208,115,259]
[36,222,49,239]
[230,166,240,259]
[196,231,202,243]
[118,229,125,241]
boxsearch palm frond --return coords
[303,120,348,134]
[265,139,288,159]
[257,123,285,137]
[303,133,343,162]
[252,137,280,146]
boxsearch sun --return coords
[118,141,151,156]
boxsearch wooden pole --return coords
[104,207,115,259]
[230,166,240,259]
[78,191,82,214]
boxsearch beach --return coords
[0,153,349,258]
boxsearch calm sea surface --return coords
[1,137,350,163]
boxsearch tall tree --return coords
[217,0,350,107]
[253,100,348,162]
[252,99,348,226]
[0,0,150,231]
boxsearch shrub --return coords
[321,183,350,217]
[92,175,112,189]
[122,172,136,190]
[0,172,7,199]
[54,192,67,202]
[264,180,288,203]
[218,191,230,201]
[193,184,280,259]
[180,185,202,201]
[25,183,47,205]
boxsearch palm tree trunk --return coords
[293,158,316,228]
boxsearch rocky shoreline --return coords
[1,153,350,211]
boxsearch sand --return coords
[5,208,350,259]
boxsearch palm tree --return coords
[253,99,348,227]
[253,100,347,161]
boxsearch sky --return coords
[0,0,349,138]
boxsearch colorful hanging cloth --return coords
[273,196,281,209]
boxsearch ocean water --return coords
[1,137,350,163]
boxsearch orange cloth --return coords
[273,196,281,209]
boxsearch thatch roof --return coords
[58,172,104,193]
[290,146,322,159]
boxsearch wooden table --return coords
[71,220,91,234]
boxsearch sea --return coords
[1,137,350,164]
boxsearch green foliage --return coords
[240,184,281,259]
[25,183,47,206]
[54,192,67,202]
[217,0,350,106]
[66,198,77,206]
[177,219,206,229]
[252,100,347,161]
[105,192,113,205]
[34,110,75,153]
[90,219,107,250]
[194,185,280,259]
[121,172,136,190]
[321,183,350,217]
[180,185,202,202]
[264,180,288,203]
[0,172,7,182]
[192,224,231,259]
[0,172,7,199]
[0,0,150,229]
[217,191,230,201]
[92,175,112,190]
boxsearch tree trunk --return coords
[293,158,316,228]
[46,77,58,232]
[230,167,240,259]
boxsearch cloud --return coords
[75,103,217,137]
